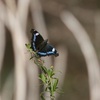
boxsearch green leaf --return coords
[41,66,48,74]
[39,73,46,83]
[25,43,33,52]
[40,93,45,100]
[25,43,31,49]
[50,78,58,96]
[47,68,55,77]
[53,78,58,91]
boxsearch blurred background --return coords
[0,0,100,100]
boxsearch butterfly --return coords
[30,29,59,57]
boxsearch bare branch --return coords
[30,0,48,38]
[61,11,100,100]
[6,9,27,100]
[1,1,29,99]
[0,2,6,72]
[1,72,14,100]
[54,45,68,100]
[17,0,30,31]
[0,21,5,72]
[5,0,16,14]
[94,12,100,51]
[26,62,40,100]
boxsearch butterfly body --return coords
[31,29,59,57]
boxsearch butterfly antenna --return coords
[30,29,35,34]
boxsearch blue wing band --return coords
[37,51,55,56]
[32,34,37,51]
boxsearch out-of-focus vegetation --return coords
[1,0,100,100]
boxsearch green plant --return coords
[25,43,59,100]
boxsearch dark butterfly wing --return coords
[37,43,59,57]
[30,29,59,57]
[31,29,45,51]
